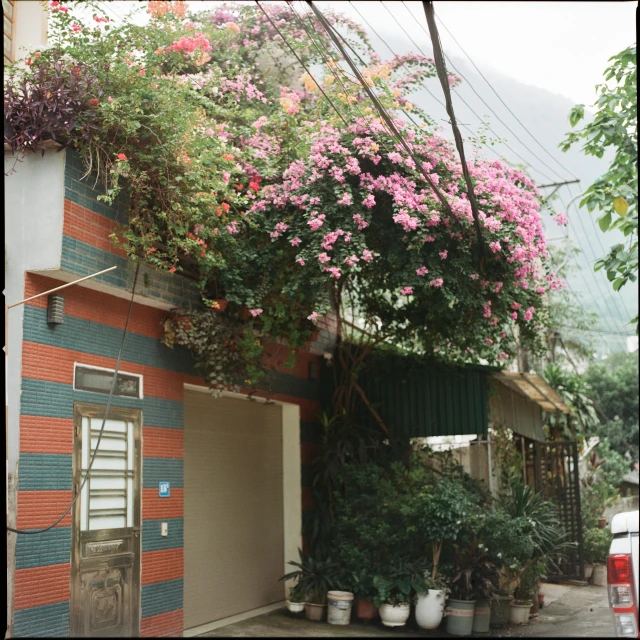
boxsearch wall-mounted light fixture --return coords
[47,294,65,324]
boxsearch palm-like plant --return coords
[280,549,337,605]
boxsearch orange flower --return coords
[221,202,230,212]
[235,183,243,190]
[222,153,234,161]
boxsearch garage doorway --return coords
[183,387,301,635]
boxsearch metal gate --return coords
[527,440,584,581]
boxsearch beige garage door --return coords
[183,390,285,630]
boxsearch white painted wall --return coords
[4,145,64,635]
[11,0,48,64]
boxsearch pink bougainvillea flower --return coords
[117,153,127,161]
[361,249,374,262]
[307,312,318,321]
[249,308,263,317]
[523,306,535,321]
[430,278,444,288]
[554,212,569,226]
[511,302,521,310]
[344,254,359,267]
[71,23,82,32]
[318,252,331,264]
[484,338,494,345]
[489,241,501,253]
[225,22,241,33]
[416,266,428,276]
[400,286,413,295]
[511,312,518,320]
[498,352,510,361]
[439,250,448,260]
[297,258,305,266]
[290,237,301,247]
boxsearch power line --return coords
[389,0,556,184]
[565,183,636,324]
[556,191,631,330]
[399,1,570,184]
[346,0,505,165]
[426,5,581,182]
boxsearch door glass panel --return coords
[80,417,135,531]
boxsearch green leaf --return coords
[598,212,612,232]
[612,278,625,291]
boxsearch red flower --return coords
[26,58,31,66]
[200,251,206,258]
[169,266,177,273]
[248,181,260,192]
[145,247,157,255]
[34,52,41,57]
[221,202,230,213]
[235,183,243,190]
[88,98,99,107]
[117,153,127,161]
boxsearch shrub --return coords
[583,527,613,564]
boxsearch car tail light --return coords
[608,554,638,638]
[609,554,634,584]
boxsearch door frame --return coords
[70,402,142,637]
[182,384,302,636]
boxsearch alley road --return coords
[196,583,614,637]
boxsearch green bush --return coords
[583,527,613,564]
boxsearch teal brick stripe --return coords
[16,528,71,570]
[24,305,195,375]
[143,518,184,552]
[141,579,183,619]
[21,378,183,429]
[13,601,70,638]
[143,458,183,489]
[61,235,202,308]
[16,520,183,570]
[19,454,72,491]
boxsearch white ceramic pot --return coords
[286,600,305,614]
[509,601,532,625]
[415,590,446,630]
[584,563,594,580]
[591,563,607,586]
[379,602,411,627]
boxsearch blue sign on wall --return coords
[159,482,170,497]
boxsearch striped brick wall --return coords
[13,150,330,637]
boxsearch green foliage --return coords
[448,536,500,602]
[513,559,545,603]
[480,510,535,573]
[542,364,598,436]
[583,527,613,564]
[280,549,338,605]
[372,557,424,607]
[585,351,639,460]
[561,45,638,325]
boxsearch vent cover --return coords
[74,365,142,399]
[47,294,65,324]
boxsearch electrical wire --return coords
[381,0,556,183]
[254,1,349,128]
[426,5,581,182]
[7,263,140,535]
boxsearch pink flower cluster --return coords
[166,33,212,54]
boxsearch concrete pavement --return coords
[195,583,615,637]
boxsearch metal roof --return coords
[491,371,572,415]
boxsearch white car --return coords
[608,510,640,637]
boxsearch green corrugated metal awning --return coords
[355,357,489,439]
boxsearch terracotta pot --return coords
[304,602,326,622]
[355,597,378,620]
[537,592,544,610]
[598,517,607,529]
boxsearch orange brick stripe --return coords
[20,416,74,454]
[22,342,185,402]
[63,199,128,258]
[24,273,167,340]
[13,563,71,610]
[141,609,184,638]
[143,489,183,520]
[16,491,73,529]
[141,548,184,586]
[143,427,184,459]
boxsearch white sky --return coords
[102,0,638,106]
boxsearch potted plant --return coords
[414,572,449,631]
[285,583,305,616]
[510,562,539,625]
[445,538,497,637]
[350,568,378,621]
[583,527,613,586]
[280,549,336,622]
[372,558,416,627]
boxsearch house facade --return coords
[5,147,332,637]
